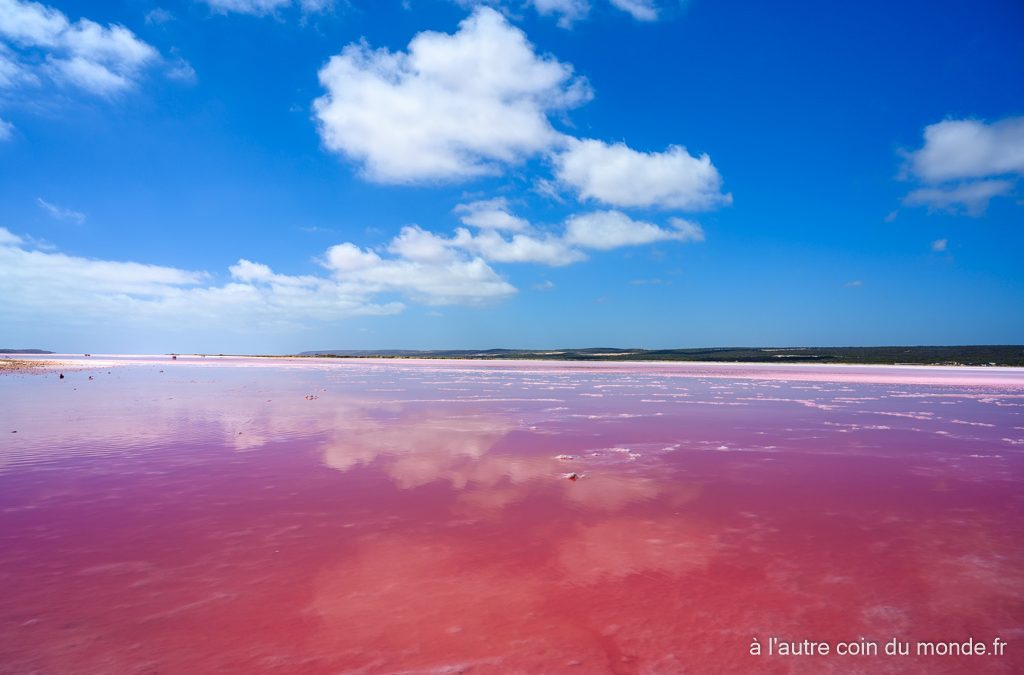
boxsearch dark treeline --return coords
[298,346,1024,367]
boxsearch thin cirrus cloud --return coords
[201,0,334,16]
[607,0,659,21]
[314,7,593,183]
[0,0,163,96]
[531,0,591,28]
[903,180,1014,218]
[900,116,1024,216]
[36,197,86,224]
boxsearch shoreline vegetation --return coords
[294,346,1024,367]
[3,346,1022,367]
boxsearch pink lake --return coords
[1,356,1023,673]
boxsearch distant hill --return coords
[298,346,1024,367]
[0,348,55,354]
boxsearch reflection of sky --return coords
[1,358,1023,673]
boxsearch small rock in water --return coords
[59,373,64,379]
[555,454,577,460]
[563,472,580,481]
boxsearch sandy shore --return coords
[0,359,59,374]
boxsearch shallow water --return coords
[1,357,1022,673]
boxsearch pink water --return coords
[1,357,1023,673]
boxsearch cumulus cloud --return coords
[453,227,585,266]
[385,222,584,268]
[554,138,731,210]
[36,197,86,223]
[608,0,658,21]
[563,210,703,249]
[454,198,530,232]
[324,237,516,305]
[901,116,1023,216]
[454,200,706,262]
[313,7,591,183]
[905,117,1024,183]
[0,0,160,95]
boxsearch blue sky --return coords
[1,0,1022,353]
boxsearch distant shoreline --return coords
[6,345,1023,368]
[292,346,1024,367]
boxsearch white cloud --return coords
[0,221,532,334]
[323,236,516,305]
[843,280,863,288]
[903,179,1014,217]
[906,117,1024,183]
[313,7,591,183]
[0,0,66,46]
[1,191,708,335]
[901,116,1023,216]
[554,138,731,210]
[931,238,948,252]
[458,0,672,26]
[563,210,703,250]
[202,0,291,15]
[36,197,86,223]
[0,0,159,95]
[387,224,458,264]
[0,226,21,245]
[48,55,130,93]
[298,0,334,11]
[453,227,585,266]
[667,217,705,242]
[531,0,590,27]
[454,198,530,232]
[144,8,174,25]
[453,200,704,263]
[609,0,658,21]
[0,44,31,87]
[0,228,403,329]
[0,115,12,140]
[166,57,196,84]
[203,0,335,15]
[385,222,584,269]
